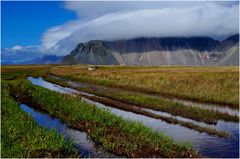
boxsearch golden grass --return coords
[49,65,239,108]
[2,65,238,107]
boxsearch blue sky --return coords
[2,1,76,48]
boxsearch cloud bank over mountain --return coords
[42,1,239,55]
[2,1,239,59]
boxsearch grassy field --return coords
[1,80,77,157]
[1,65,50,80]
[1,66,199,157]
[1,65,238,157]
[49,65,239,108]
[9,79,199,157]
[41,76,233,138]
[44,76,238,125]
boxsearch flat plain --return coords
[1,65,239,157]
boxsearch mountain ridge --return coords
[62,34,239,66]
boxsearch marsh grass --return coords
[81,94,230,138]
[1,65,50,80]
[9,79,200,157]
[1,80,78,157]
[49,65,239,108]
[44,76,238,125]
[2,65,238,157]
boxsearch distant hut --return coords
[88,66,96,71]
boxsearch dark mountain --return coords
[215,45,239,66]
[39,55,64,64]
[2,55,64,65]
[222,34,239,44]
[104,37,221,53]
[24,55,64,64]
[221,34,239,51]
[215,34,239,66]
[63,41,118,65]
[62,35,239,66]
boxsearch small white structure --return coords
[88,66,96,71]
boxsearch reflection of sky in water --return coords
[28,77,239,158]
[171,98,238,116]
[28,77,79,94]
[83,98,239,158]
[20,104,115,157]
[142,107,216,128]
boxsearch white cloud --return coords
[11,45,24,51]
[63,1,238,19]
[42,2,239,55]
[1,45,45,64]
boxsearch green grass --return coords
[44,76,238,125]
[9,79,200,157]
[49,65,239,108]
[1,80,78,158]
[1,65,50,80]
[80,94,229,138]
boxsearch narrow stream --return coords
[20,103,116,157]
[46,76,237,127]
[82,98,239,158]
[49,75,238,116]
[27,77,239,158]
[141,107,216,128]
[30,77,216,127]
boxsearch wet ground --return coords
[27,76,239,157]
[20,103,116,157]
[49,75,238,116]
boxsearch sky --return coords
[2,1,76,48]
[1,1,239,59]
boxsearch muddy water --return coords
[20,104,115,157]
[49,75,238,116]
[27,77,239,157]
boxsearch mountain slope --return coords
[62,35,239,66]
[63,41,119,65]
[23,55,64,64]
[215,44,239,66]
[104,37,221,53]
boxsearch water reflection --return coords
[49,75,239,116]
[27,77,239,157]
[20,104,115,157]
